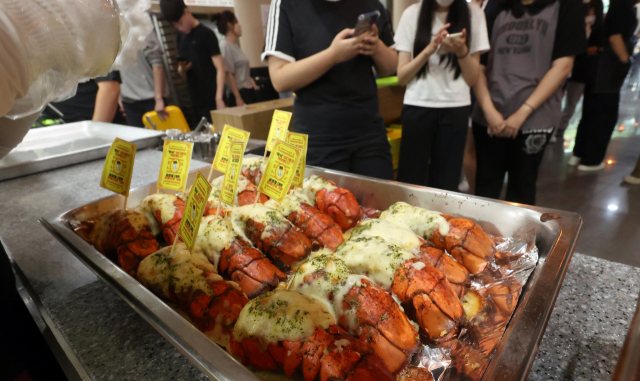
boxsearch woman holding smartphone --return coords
[395,0,490,191]
[263,0,397,180]
[472,0,586,204]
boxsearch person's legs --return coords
[427,106,470,191]
[350,126,394,180]
[631,154,640,178]
[504,131,552,205]
[473,122,508,200]
[558,81,585,136]
[580,92,621,166]
[462,127,477,194]
[397,105,437,186]
[572,88,595,159]
[194,106,214,123]
[122,99,156,128]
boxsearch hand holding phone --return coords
[353,10,380,37]
[436,30,467,56]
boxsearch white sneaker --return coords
[623,175,640,184]
[568,156,581,166]
[550,135,557,143]
[577,162,606,171]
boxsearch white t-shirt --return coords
[394,2,490,108]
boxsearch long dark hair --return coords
[413,0,471,79]
[211,10,237,35]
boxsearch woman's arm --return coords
[609,34,630,63]
[93,80,120,122]
[152,66,168,119]
[268,29,365,93]
[472,66,504,135]
[499,56,575,138]
[396,24,449,86]
[212,55,227,110]
[228,73,245,106]
[441,29,482,86]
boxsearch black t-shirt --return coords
[48,71,127,124]
[263,0,394,144]
[482,0,586,65]
[177,24,221,108]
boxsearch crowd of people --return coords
[45,0,640,207]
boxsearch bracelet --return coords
[523,103,535,112]
[456,49,469,59]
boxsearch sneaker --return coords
[568,156,581,166]
[550,135,557,143]
[623,175,640,184]
[577,162,606,171]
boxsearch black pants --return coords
[224,88,259,108]
[122,99,157,128]
[306,127,394,180]
[194,106,214,123]
[573,91,620,166]
[473,122,552,205]
[397,105,470,191]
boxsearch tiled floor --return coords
[536,83,640,267]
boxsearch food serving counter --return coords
[1,149,638,381]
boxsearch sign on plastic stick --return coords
[257,140,302,203]
[178,172,212,250]
[157,140,193,192]
[265,110,292,152]
[286,132,308,188]
[219,141,245,206]
[211,125,250,174]
[100,138,137,197]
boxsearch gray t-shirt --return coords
[472,0,586,132]
[120,32,169,103]
[220,39,251,90]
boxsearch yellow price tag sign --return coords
[100,138,137,197]
[286,132,308,188]
[157,140,193,192]
[265,110,292,152]
[211,125,250,174]
[219,141,245,206]
[257,140,302,203]
[178,172,213,250]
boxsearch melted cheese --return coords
[303,175,337,195]
[380,202,450,238]
[196,215,236,269]
[137,244,223,301]
[345,219,423,254]
[241,157,266,171]
[137,194,180,235]
[234,289,335,345]
[211,174,250,196]
[288,253,368,335]
[229,205,291,243]
[335,236,414,290]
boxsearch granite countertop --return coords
[0,149,638,380]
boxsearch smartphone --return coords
[353,10,381,37]
[436,32,464,56]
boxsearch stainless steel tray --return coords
[0,122,164,181]
[40,165,582,381]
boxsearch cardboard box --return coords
[210,98,294,140]
[378,85,406,125]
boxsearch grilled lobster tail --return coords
[137,244,248,349]
[196,215,286,298]
[138,194,186,244]
[89,210,159,276]
[230,290,395,381]
[430,216,495,275]
[287,203,344,251]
